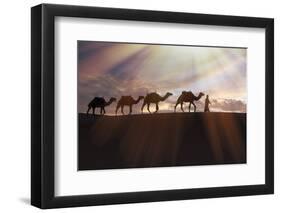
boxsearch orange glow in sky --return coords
[78,41,247,114]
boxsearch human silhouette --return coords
[86,97,116,115]
[174,91,205,112]
[204,95,211,112]
[141,92,173,113]
[115,96,144,115]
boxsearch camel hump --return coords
[182,91,192,95]
[148,92,158,96]
[146,92,161,101]
[147,92,158,97]
[120,96,134,102]
[88,97,106,106]
[95,97,104,101]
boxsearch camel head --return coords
[134,96,145,104]
[109,97,117,103]
[198,92,205,99]
[160,92,173,101]
[166,92,173,97]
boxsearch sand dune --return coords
[78,112,246,170]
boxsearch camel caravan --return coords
[87,91,211,115]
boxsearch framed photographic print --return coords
[31,4,274,209]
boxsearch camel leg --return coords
[147,103,151,113]
[100,108,103,115]
[129,105,132,114]
[92,107,96,115]
[141,102,146,113]
[115,103,120,115]
[174,102,179,112]
[155,103,159,113]
[180,103,184,112]
[188,103,191,112]
[86,107,91,115]
[121,106,124,115]
[192,103,196,112]
[103,108,106,114]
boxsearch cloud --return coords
[78,41,114,62]
[107,47,151,80]
[172,98,246,113]
[78,41,247,114]
[211,99,246,112]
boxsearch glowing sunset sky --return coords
[78,41,247,114]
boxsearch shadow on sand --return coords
[78,112,246,170]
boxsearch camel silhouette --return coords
[141,92,173,113]
[174,91,205,112]
[87,97,116,115]
[115,96,144,115]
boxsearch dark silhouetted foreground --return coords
[78,112,246,170]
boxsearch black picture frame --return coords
[31,3,274,209]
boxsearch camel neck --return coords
[161,94,169,101]
[195,95,202,101]
[106,100,113,106]
[135,97,142,104]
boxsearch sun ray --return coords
[78,42,246,114]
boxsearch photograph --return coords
[78,41,247,170]
[30,3,274,209]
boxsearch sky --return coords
[78,41,247,114]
